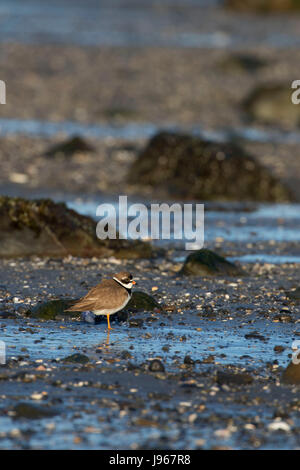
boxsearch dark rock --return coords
[149,359,165,372]
[180,249,240,276]
[286,287,300,302]
[45,136,94,158]
[274,345,285,353]
[12,402,59,419]
[225,0,300,12]
[63,353,90,364]
[26,299,79,320]
[0,196,152,258]
[126,291,160,312]
[127,132,292,202]
[244,84,300,127]
[217,370,254,386]
[282,360,300,385]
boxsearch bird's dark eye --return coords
[129,274,133,280]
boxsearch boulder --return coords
[127,132,292,202]
[126,291,160,311]
[180,249,241,276]
[0,196,152,258]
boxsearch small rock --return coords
[282,360,300,385]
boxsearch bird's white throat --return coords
[113,277,133,290]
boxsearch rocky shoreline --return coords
[0,255,299,449]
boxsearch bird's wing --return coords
[66,284,128,312]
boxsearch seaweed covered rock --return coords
[127,132,292,202]
[180,249,240,276]
[126,291,160,311]
[225,0,300,12]
[45,135,95,158]
[282,360,300,385]
[244,84,300,127]
[0,196,152,258]
[26,299,79,320]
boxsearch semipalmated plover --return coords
[66,272,136,329]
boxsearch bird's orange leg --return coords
[107,314,112,330]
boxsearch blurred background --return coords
[0,0,300,208]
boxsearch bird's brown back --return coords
[66,278,129,312]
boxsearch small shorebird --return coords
[66,272,136,330]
